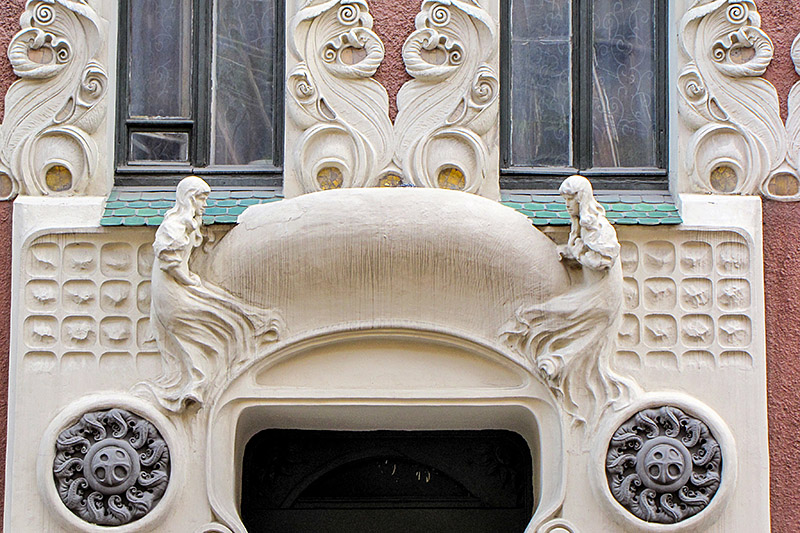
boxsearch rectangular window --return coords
[116,0,284,186]
[501,0,667,190]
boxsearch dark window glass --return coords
[504,0,666,189]
[117,0,283,184]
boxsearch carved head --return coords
[175,176,211,218]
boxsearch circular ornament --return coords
[52,408,170,526]
[606,406,722,524]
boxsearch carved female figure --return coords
[141,177,282,413]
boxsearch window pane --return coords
[128,0,192,118]
[592,0,657,167]
[509,0,572,168]
[130,132,190,162]
[213,0,277,166]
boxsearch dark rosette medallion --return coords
[53,408,170,526]
[606,406,722,524]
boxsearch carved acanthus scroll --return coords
[139,177,284,413]
[286,0,394,195]
[501,176,634,430]
[394,0,499,198]
[0,0,108,199]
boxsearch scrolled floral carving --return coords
[677,0,800,200]
[394,0,500,198]
[0,0,108,199]
[52,408,170,526]
[286,0,393,195]
[606,406,722,524]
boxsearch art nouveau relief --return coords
[394,0,499,197]
[678,0,800,200]
[501,176,635,429]
[0,0,108,199]
[678,0,785,196]
[285,0,499,198]
[138,177,284,413]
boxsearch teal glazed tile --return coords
[656,203,678,211]
[202,215,215,225]
[523,203,545,211]
[215,199,237,207]
[209,191,230,199]
[122,216,145,226]
[632,204,656,212]
[107,190,119,201]
[105,201,125,209]
[128,201,149,208]
[661,217,683,224]
[253,190,279,199]
[616,219,639,225]
[502,202,523,209]
[137,208,159,217]
[609,203,633,212]
[556,211,570,218]
[231,191,255,199]
[204,207,227,215]
[228,206,247,216]
[141,192,165,200]
[100,217,123,226]
[117,191,141,201]
[216,215,239,224]
[145,217,164,226]
[114,208,135,216]
[151,200,174,208]
[240,198,260,206]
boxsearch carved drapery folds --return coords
[501,176,634,429]
[783,32,800,199]
[285,0,499,198]
[0,0,108,199]
[678,0,800,200]
[53,408,170,526]
[394,0,499,197]
[139,177,284,413]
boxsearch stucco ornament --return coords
[394,0,500,198]
[287,0,394,194]
[52,408,169,526]
[0,0,108,199]
[678,0,799,198]
[778,32,800,201]
[502,176,634,429]
[606,406,722,524]
[139,176,284,413]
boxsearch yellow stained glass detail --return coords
[437,166,466,190]
[709,165,737,193]
[378,174,403,187]
[45,164,73,192]
[317,167,343,190]
[767,173,800,197]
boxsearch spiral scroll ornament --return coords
[606,406,722,524]
[52,409,170,526]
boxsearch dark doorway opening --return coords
[240,429,534,533]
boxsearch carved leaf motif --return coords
[0,0,107,198]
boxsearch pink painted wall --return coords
[0,0,23,525]
[0,1,798,531]
[758,1,800,531]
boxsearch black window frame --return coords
[500,0,669,191]
[115,0,285,188]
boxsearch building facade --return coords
[0,0,798,531]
